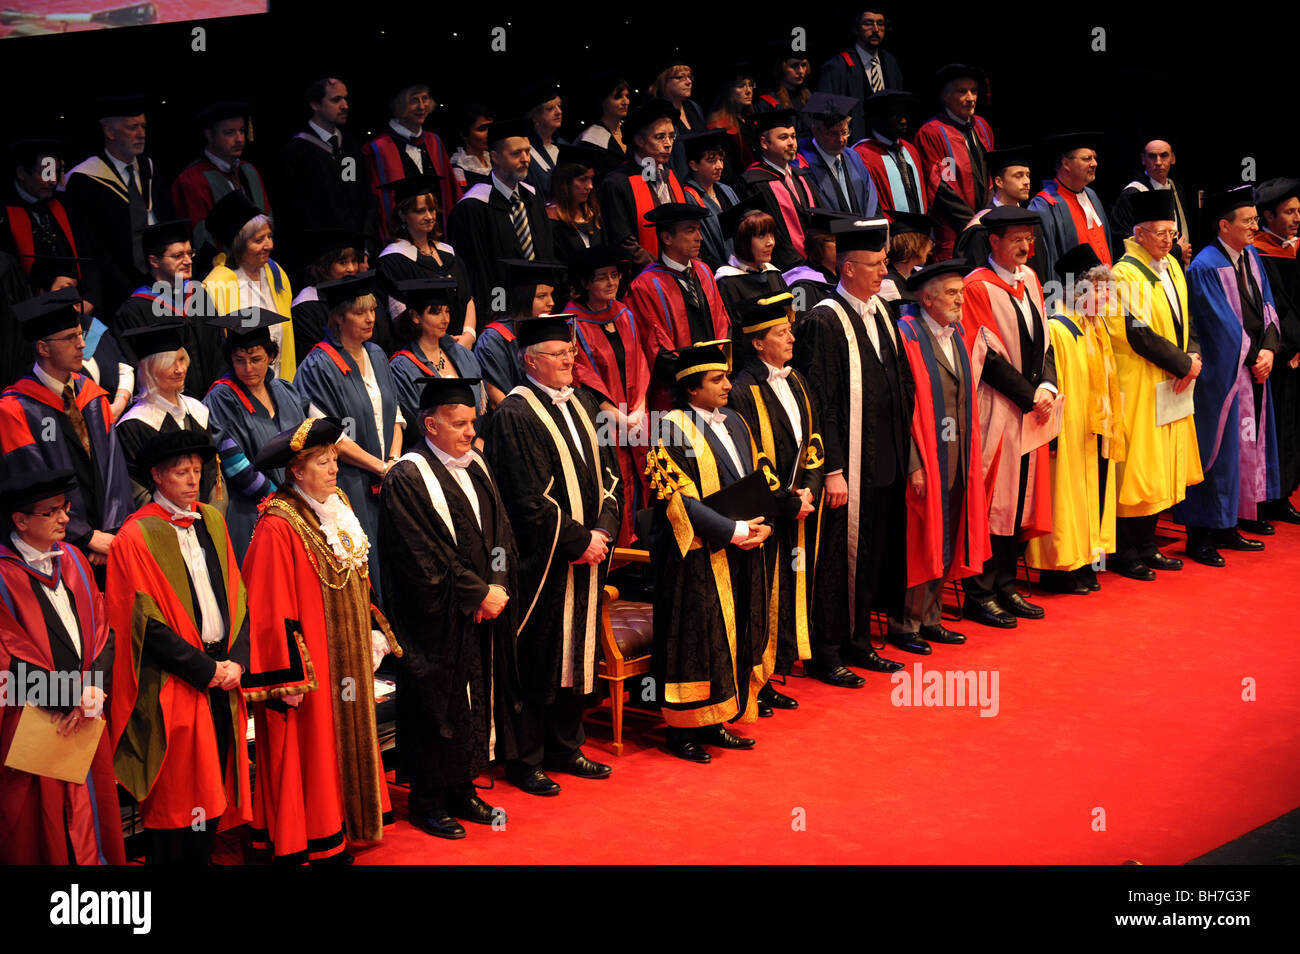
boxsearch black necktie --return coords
[831,156,855,213]
[960,122,987,200]
[892,147,921,212]
[330,134,343,165]
[123,163,147,271]
[1238,254,1262,314]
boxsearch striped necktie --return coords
[866,56,884,93]
[510,193,535,260]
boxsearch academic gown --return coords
[202,374,312,562]
[913,113,994,259]
[598,161,687,266]
[379,443,520,793]
[79,314,126,402]
[0,251,32,390]
[782,265,837,324]
[547,209,606,267]
[816,46,905,143]
[445,181,554,316]
[115,394,224,510]
[852,136,928,216]
[0,541,124,865]
[797,140,879,217]
[480,381,621,703]
[740,162,822,271]
[203,261,298,382]
[1029,179,1113,284]
[683,179,740,274]
[241,489,398,860]
[375,239,473,353]
[171,157,273,264]
[714,262,790,339]
[1,185,97,311]
[389,337,484,450]
[113,281,225,399]
[363,128,462,244]
[107,502,251,832]
[1252,231,1300,499]
[290,286,329,358]
[0,373,134,549]
[566,298,651,545]
[473,317,526,400]
[293,333,401,599]
[1109,176,1195,261]
[793,288,915,645]
[524,131,563,199]
[645,406,772,725]
[727,359,824,674]
[1172,243,1281,528]
[274,128,372,275]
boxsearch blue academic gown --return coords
[1028,179,1112,287]
[684,179,741,273]
[389,337,485,431]
[202,374,312,563]
[797,140,879,217]
[473,318,526,397]
[293,331,400,599]
[1172,244,1281,529]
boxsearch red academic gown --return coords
[363,130,462,242]
[107,503,252,832]
[566,298,652,545]
[913,113,994,259]
[853,137,928,215]
[897,316,991,587]
[0,542,124,865]
[626,260,730,411]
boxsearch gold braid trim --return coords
[645,443,700,556]
[260,492,367,591]
[804,432,825,470]
[370,603,403,659]
[241,625,320,704]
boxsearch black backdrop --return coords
[3,4,1295,225]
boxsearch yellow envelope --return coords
[3,702,104,784]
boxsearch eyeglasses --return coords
[649,132,677,143]
[43,330,85,345]
[538,347,577,360]
[1139,226,1181,240]
[26,501,72,519]
[1238,216,1260,227]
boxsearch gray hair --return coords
[1072,264,1113,310]
[230,214,272,265]
[136,347,189,396]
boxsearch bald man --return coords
[1109,140,1194,265]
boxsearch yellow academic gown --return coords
[202,259,298,382]
[1104,238,1202,517]
[1027,311,1122,571]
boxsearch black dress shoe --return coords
[1217,528,1265,551]
[962,597,1017,628]
[1036,569,1091,594]
[758,682,799,709]
[806,664,866,689]
[1261,499,1300,524]
[842,646,905,672]
[1109,556,1157,581]
[757,700,774,718]
[699,724,756,749]
[919,624,967,644]
[411,812,466,840]
[667,738,711,763]
[543,753,612,779]
[1186,542,1226,567]
[506,766,562,796]
[1075,565,1101,590]
[997,592,1045,619]
[1144,551,1183,571]
[1237,518,1274,536]
[448,793,503,826]
[310,850,355,866]
[887,632,932,654]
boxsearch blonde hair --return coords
[136,347,190,396]
[327,294,378,333]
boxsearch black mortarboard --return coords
[417,376,480,410]
[254,418,345,471]
[624,98,678,138]
[889,211,936,240]
[1254,177,1300,214]
[567,245,629,283]
[802,91,858,124]
[27,255,92,290]
[134,431,217,482]
[935,64,988,94]
[674,339,731,380]
[94,94,149,120]
[738,293,795,336]
[904,259,970,293]
[15,288,83,341]
[554,142,614,174]
[1128,188,1177,224]
[377,174,444,204]
[6,138,69,169]
[1204,186,1256,223]
[864,89,914,114]
[317,270,377,309]
[0,468,77,522]
[119,321,184,359]
[486,117,534,147]
[502,258,567,289]
[716,194,767,240]
[194,101,250,129]
[515,314,573,348]
[828,217,890,253]
[1054,243,1105,281]
[140,219,192,257]
[750,108,798,135]
[805,207,857,233]
[301,228,367,263]
[207,307,289,350]
[642,202,709,227]
[1042,131,1103,162]
[518,77,562,113]
[682,128,731,162]
[205,190,262,250]
[394,277,459,309]
[985,145,1033,176]
[980,206,1041,233]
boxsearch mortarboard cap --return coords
[904,259,970,294]
[486,117,534,147]
[394,277,459,309]
[518,77,563,113]
[27,255,92,290]
[94,94,149,120]
[864,89,914,114]
[1128,188,1177,224]
[140,219,193,257]
[567,245,629,283]
[205,190,262,250]
[207,307,289,350]
[1054,243,1105,282]
[716,194,767,240]
[681,128,731,162]
[750,108,798,135]
[317,270,377,310]
[624,98,678,138]
[14,288,82,341]
[980,205,1041,233]
[805,207,857,233]
[516,314,573,348]
[417,376,480,411]
[738,293,795,336]
[301,228,366,263]
[985,145,1033,176]
[888,210,936,240]
[254,418,345,471]
[802,91,858,124]
[1253,177,1300,214]
[1204,186,1256,223]
[674,339,731,380]
[935,64,988,94]
[554,142,614,174]
[502,258,567,289]
[6,138,69,169]
[194,101,250,129]
[0,468,77,523]
[377,174,443,204]
[119,321,184,359]
[828,217,890,253]
[1041,131,1103,162]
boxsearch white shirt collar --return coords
[426,436,473,469]
[32,360,71,397]
[526,373,572,403]
[1262,228,1299,249]
[943,108,970,127]
[1147,175,1171,190]
[836,282,878,318]
[920,308,956,340]
[307,119,336,143]
[761,359,792,381]
[1221,241,1244,266]
[105,151,136,181]
[988,256,1024,286]
[812,139,843,168]
[10,532,61,576]
[13,181,40,205]
[661,253,690,273]
[763,157,790,176]
[389,118,422,141]
[871,132,898,147]
[490,171,521,202]
[204,149,235,173]
[689,402,726,426]
[153,491,196,522]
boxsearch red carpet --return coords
[352,515,1300,865]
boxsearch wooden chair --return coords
[596,547,654,755]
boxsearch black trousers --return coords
[509,689,589,769]
[962,533,1024,600]
[409,782,477,817]
[1116,514,1160,562]
[145,823,219,865]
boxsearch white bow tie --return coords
[24,549,60,576]
[550,387,574,405]
[1150,258,1168,275]
[933,324,956,340]
[443,452,475,469]
[1283,237,1299,249]
[767,365,792,382]
[702,409,727,426]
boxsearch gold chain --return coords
[262,498,367,590]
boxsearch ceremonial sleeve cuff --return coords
[730,521,749,544]
[1037,382,1058,396]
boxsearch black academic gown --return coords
[727,358,824,674]
[715,268,790,341]
[274,128,373,275]
[647,406,771,725]
[112,283,225,398]
[740,163,823,271]
[548,216,606,270]
[115,400,222,509]
[380,441,520,792]
[445,181,554,318]
[792,289,915,663]
[374,241,473,347]
[480,381,621,704]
